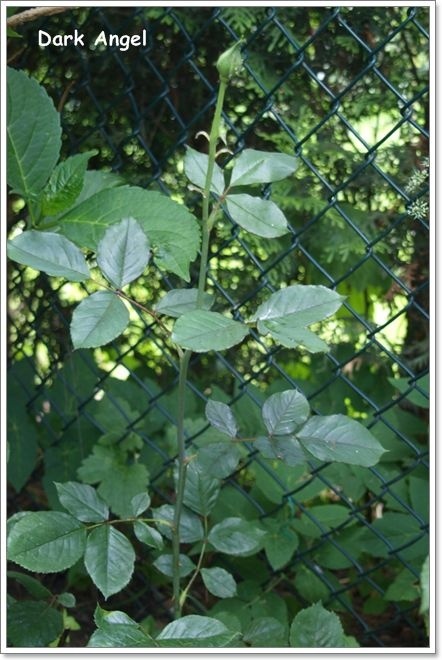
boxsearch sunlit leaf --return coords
[184,146,225,195]
[226,194,289,238]
[41,150,97,216]
[172,310,248,352]
[297,414,385,467]
[154,288,213,318]
[229,149,297,187]
[70,291,129,349]
[96,217,150,288]
[7,231,89,281]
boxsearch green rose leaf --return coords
[70,291,129,349]
[172,310,248,352]
[201,567,237,598]
[289,602,345,647]
[181,460,221,516]
[226,194,289,238]
[156,615,240,647]
[263,521,299,571]
[7,66,61,196]
[56,592,76,608]
[262,390,310,435]
[7,571,52,600]
[7,408,38,493]
[7,511,86,572]
[88,606,156,648]
[205,400,238,437]
[153,504,204,543]
[153,553,195,578]
[154,288,214,318]
[230,149,297,187]
[56,186,200,281]
[55,481,109,522]
[84,525,135,599]
[184,146,225,195]
[7,231,89,281]
[252,284,344,325]
[208,517,266,557]
[133,521,164,550]
[41,150,98,216]
[196,442,241,479]
[8,601,63,647]
[251,284,344,352]
[96,217,150,288]
[255,435,306,466]
[259,321,330,353]
[297,414,385,467]
[131,492,151,517]
[77,445,149,518]
[243,616,287,647]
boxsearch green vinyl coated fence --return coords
[7,5,430,647]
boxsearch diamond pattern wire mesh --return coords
[7,6,429,647]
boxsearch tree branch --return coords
[7,7,73,29]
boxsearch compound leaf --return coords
[57,186,200,281]
[70,291,129,349]
[84,525,135,599]
[7,231,89,281]
[172,310,248,352]
[226,194,289,238]
[96,217,150,288]
[7,511,86,573]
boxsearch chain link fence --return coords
[7,5,430,647]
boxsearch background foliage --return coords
[7,5,429,648]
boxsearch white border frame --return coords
[1,1,436,655]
